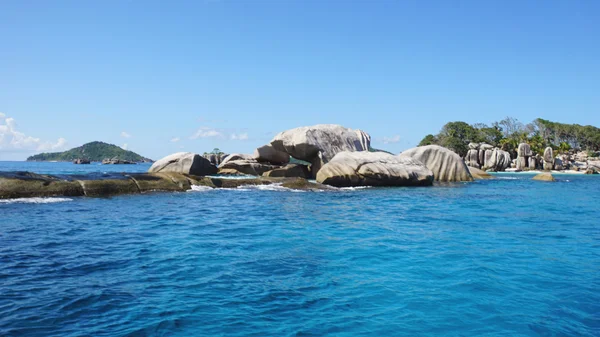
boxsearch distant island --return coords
[26,141,153,163]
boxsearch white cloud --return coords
[122,143,128,150]
[0,113,68,152]
[190,127,224,140]
[230,133,249,141]
[170,137,180,143]
[121,131,132,138]
[382,135,401,144]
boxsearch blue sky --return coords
[1,0,599,161]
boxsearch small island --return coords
[26,141,153,164]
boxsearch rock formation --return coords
[468,167,493,179]
[218,159,279,176]
[73,158,91,164]
[254,145,290,165]
[270,124,371,177]
[400,145,473,182]
[543,147,554,170]
[316,151,433,187]
[262,164,310,178]
[516,143,532,171]
[532,172,555,182]
[149,152,217,176]
[464,143,511,172]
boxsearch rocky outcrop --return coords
[262,164,310,178]
[543,147,554,170]
[270,124,371,176]
[254,145,290,165]
[102,158,136,165]
[532,172,555,182]
[219,153,254,166]
[73,158,90,164]
[516,143,532,171]
[218,159,279,176]
[316,151,433,187]
[149,152,217,176]
[401,145,473,182]
[468,167,493,179]
[0,171,333,198]
[203,153,228,166]
[464,143,511,172]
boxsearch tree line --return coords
[419,117,600,157]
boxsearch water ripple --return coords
[1,174,599,336]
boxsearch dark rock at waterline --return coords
[0,171,333,199]
[262,164,310,178]
[102,157,136,165]
[73,158,91,164]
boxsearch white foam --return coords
[337,186,372,190]
[0,197,73,204]
[188,185,214,192]
[235,183,306,192]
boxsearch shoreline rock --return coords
[316,151,434,187]
[0,171,334,199]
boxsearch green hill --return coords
[26,141,153,162]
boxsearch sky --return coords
[1,0,599,161]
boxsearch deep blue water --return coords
[1,162,599,336]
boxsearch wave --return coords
[235,184,306,192]
[0,197,73,204]
[188,185,214,192]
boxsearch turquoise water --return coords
[1,162,599,336]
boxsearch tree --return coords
[418,134,437,146]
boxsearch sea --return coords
[1,161,599,336]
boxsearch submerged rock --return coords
[400,145,473,182]
[149,152,217,176]
[468,167,493,180]
[532,172,556,182]
[316,151,433,187]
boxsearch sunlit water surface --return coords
[1,162,599,336]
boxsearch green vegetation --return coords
[27,141,152,162]
[419,117,600,157]
[203,148,225,156]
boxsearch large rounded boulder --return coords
[316,151,433,187]
[400,145,473,182]
[149,152,217,176]
[253,145,290,165]
[270,124,371,176]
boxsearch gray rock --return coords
[316,151,433,187]
[518,143,533,157]
[554,157,563,170]
[254,145,290,165]
[516,156,527,171]
[270,124,371,176]
[483,149,496,170]
[465,149,480,168]
[543,147,554,170]
[218,159,279,176]
[219,153,254,167]
[149,152,217,176]
[262,164,310,178]
[468,143,480,150]
[478,150,485,167]
[480,143,494,151]
[400,145,473,182]
[528,156,537,170]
